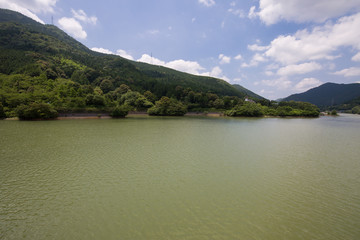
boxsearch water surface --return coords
[1,115,360,239]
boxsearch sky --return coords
[1,0,360,99]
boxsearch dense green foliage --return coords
[0,102,6,119]
[148,97,187,116]
[226,101,320,117]
[110,105,129,118]
[352,106,360,114]
[282,82,360,109]
[16,102,58,120]
[226,102,264,117]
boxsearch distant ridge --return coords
[282,82,360,107]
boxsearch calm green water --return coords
[1,115,360,239]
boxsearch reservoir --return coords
[1,115,360,239]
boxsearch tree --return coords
[226,102,264,117]
[110,105,129,118]
[0,102,6,119]
[148,96,187,116]
[16,102,58,120]
[99,79,114,93]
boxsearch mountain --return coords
[282,82,360,108]
[232,84,265,100]
[0,8,262,100]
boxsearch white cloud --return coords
[0,1,45,23]
[352,52,360,62]
[228,8,245,18]
[198,0,215,7]
[138,54,166,66]
[137,54,230,81]
[277,62,322,76]
[0,0,57,14]
[248,6,257,19]
[91,48,135,60]
[242,53,267,67]
[201,66,230,82]
[294,78,323,92]
[234,54,242,60]
[166,59,205,75]
[265,71,274,76]
[0,0,58,24]
[256,0,360,25]
[333,67,360,77]
[219,54,231,64]
[137,54,205,75]
[264,13,360,65]
[248,44,269,51]
[58,17,87,39]
[261,77,292,89]
[116,49,134,60]
[91,47,113,54]
[71,9,97,25]
[147,29,160,35]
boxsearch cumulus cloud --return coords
[219,54,231,64]
[248,44,269,51]
[248,6,257,19]
[0,0,58,24]
[58,17,87,39]
[198,0,215,7]
[201,66,230,82]
[263,13,360,65]
[91,48,134,60]
[256,0,360,25]
[0,0,57,13]
[277,62,322,76]
[333,67,360,77]
[116,49,134,60]
[241,53,267,67]
[71,9,97,25]
[234,54,242,60]
[137,54,205,75]
[137,55,230,81]
[166,60,205,75]
[91,47,113,54]
[352,52,360,62]
[58,9,98,40]
[261,77,292,89]
[228,8,245,18]
[294,78,323,92]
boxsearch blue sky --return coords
[2,0,360,99]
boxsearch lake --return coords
[1,115,360,239]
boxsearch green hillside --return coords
[0,8,321,119]
[282,82,360,109]
[0,8,258,98]
[232,84,265,100]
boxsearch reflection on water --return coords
[1,114,360,239]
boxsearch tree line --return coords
[0,73,320,120]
